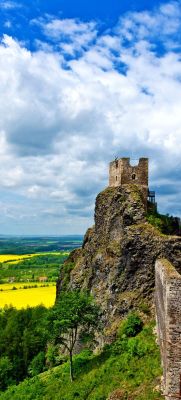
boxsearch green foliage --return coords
[118,313,143,338]
[0,322,162,400]
[138,302,150,315]
[0,253,68,283]
[45,344,66,368]
[28,352,45,377]
[147,210,180,235]
[0,357,14,390]
[48,290,101,381]
[0,305,48,389]
[59,262,75,290]
[52,290,101,337]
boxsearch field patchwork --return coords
[0,251,69,308]
[0,252,69,264]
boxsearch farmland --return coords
[0,235,83,309]
[0,235,83,254]
[0,284,56,309]
[0,252,69,283]
[0,253,66,308]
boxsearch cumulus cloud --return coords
[0,2,181,234]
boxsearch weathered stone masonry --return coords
[109,157,148,207]
[155,258,181,400]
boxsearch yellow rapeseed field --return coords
[0,252,69,264]
[0,283,55,291]
[0,285,56,309]
[0,254,35,263]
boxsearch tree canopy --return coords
[48,290,101,381]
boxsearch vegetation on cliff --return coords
[0,314,162,400]
[56,185,181,335]
[47,290,100,382]
[1,185,180,399]
[146,208,180,235]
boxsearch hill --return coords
[0,184,180,399]
[57,185,181,339]
[0,317,162,400]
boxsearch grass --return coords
[0,321,162,400]
[0,285,56,309]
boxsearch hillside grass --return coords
[0,321,162,400]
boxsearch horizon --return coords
[0,0,181,234]
[0,234,84,237]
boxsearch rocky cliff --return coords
[57,184,181,334]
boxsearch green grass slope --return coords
[0,321,162,400]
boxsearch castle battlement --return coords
[109,157,149,207]
[109,157,148,187]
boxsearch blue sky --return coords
[0,0,181,235]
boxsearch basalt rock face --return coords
[56,185,181,332]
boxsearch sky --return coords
[0,0,181,235]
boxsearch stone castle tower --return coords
[109,157,149,207]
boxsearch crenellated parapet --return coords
[109,157,148,208]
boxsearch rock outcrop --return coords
[56,184,181,334]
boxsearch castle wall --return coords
[109,157,148,207]
[109,158,148,187]
[109,159,123,187]
[155,259,181,400]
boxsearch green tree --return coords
[48,290,101,382]
[0,356,14,390]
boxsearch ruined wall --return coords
[109,158,148,206]
[155,259,181,400]
[109,158,148,187]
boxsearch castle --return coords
[109,157,155,209]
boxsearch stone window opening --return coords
[116,176,117,181]
[132,173,136,180]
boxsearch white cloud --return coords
[0,1,21,10]
[0,2,181,234]
[116,1,181,47]
[31,16,98,55]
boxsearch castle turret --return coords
[109,157,148,207]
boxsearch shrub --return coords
[28,352,45,377]
[119,313,143,338]
[138,302,150,315]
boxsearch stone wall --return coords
[109,158,148,187]
[155,258,181,400]
[109,158,148,206]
